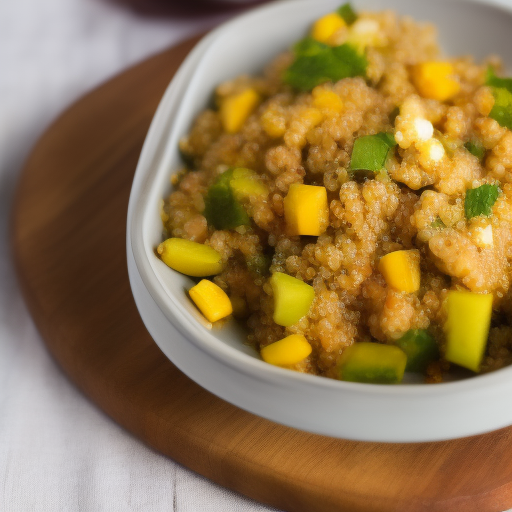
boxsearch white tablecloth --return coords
[0,0,278,510]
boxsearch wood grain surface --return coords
[10,35,512,512]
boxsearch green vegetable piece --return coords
[338,342,407,384]
[337,2,357,25]
[246,253,271,277]
[283,38,367,92]
[464,140,486,160]
[270,272,315,327]
[489,86,512,130]
[349,132,396,172]
[431,217,446,229]
[445,290,493,372]
[203,169,250,230]
[486,67,512,93]
[395,330,439,373]
[464,184,500,219]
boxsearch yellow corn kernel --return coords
[261,108,286,138]
[189,279,233,323]
[261,334,312,366]
[157,238,223,277]
[378,249,420,293]
[283,183,329,236]
[312,86,344,113]
[219,88,260,134]
[411,62,460,102]
[311,13,346,45]
[444,290,493,372]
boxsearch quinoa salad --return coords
[157,4,512,384]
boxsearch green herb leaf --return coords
[203,169,251,230]
[337,2,357,25]
[489,86,512,130]
[283,38,367,92]
[464,184,500,219]
[486,67,512,93]
[349,132,396,172]
[464,140,486,160]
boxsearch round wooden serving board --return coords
[10,35,512,512]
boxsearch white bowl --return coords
[127,0,512,442]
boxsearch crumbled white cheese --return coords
[413,118,434,141]
[474,225,493,248]
[429,139,445,161]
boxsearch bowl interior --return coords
[137,0,512,375]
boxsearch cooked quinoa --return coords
[159,5,512,383]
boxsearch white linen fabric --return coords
[0,0,278,510]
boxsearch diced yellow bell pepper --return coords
[311,12,346,45]
[270,272,315,327]
[219,88,260,134]
[261,334,312,366]
[444,290,493,372]
[378,249,420,293]
[189,279,233,323]
[312,86,344,113]
[157,238,223,277]
[230,167,268,199]
[283,183,329,236]
[411,62,460,102]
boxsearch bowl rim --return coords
[127,0,512,441]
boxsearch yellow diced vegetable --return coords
[444,290,493,372]
[378,249,420,293]
[157,238,223,277]
[261,334,312,366]
[189,279,233,323]
[270,272,315,327]
[411,62,460,102]
[312,86,344,113]
[283,183,329,236]
[220,88,260,134]
[311,13,346,45]
[230,167,268,199]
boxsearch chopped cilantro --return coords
[464,184,500,219]
[489,86,512,130]
[486,67,512,93]
[283,37,367,92]
[337,3,357,25]
[464,140,486,160]
[349,132,396,172]
[485,69,512,129]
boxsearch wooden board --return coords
[10,35,512,512]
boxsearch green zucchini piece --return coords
[338,342,407,384]
[395,329,439,373]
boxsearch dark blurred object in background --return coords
[106,0,270,18]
